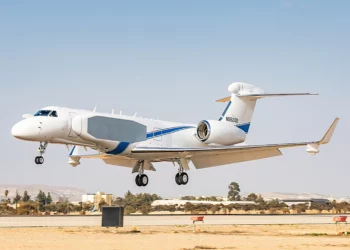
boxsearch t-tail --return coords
[216,82,318,134]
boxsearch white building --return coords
[82,191,113,207]
[152,199,256,207]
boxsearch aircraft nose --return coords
[11,120,39,140]
[11,122,24,138]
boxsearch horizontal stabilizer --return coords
[216,96,231,102]
[216,93,318,102]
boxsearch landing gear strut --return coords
[134,161,149,187]
[175,160,189,185]
[35,142,48,165]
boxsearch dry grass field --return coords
[1,224,349,250]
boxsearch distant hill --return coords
[0,184,86,202]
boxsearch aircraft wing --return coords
[131,118,339,169]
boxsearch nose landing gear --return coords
[35,156,44,164]
[35,142,48,165]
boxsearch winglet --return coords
[306,118,339,155]
[319,118,340,145]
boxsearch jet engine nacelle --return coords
[196,120,246,146]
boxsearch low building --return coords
[281,198,330,207]
[82,192,113,209]
[152,199,256,207]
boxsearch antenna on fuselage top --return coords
[120,110,122,116]
[133,112,137,118]
[112,109,114,114]
[93,106,97,112]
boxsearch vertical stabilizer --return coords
[218,82,265,133]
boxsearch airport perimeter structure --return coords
[0,214,348,227]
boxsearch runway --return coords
[0,214,347,227]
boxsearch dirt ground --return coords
[0,224,349,250]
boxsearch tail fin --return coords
[217,82,317,134]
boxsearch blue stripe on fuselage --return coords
[107,142,130,155]
[106,126,194,155]
[146,126,195,139]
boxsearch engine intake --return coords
[197,120,211,142]
[196,120,246,146]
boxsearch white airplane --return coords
[11,82,339,187]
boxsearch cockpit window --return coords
[34,110,51,116]
[34,110,58,117]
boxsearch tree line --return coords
[1,182,349,215]
[0,189,85,215]
[2,189,53,206]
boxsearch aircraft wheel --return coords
[180,172,189,185]
[135,175,142,187]
[38,156,44,164]
[140,174,149,186]
[35,156,44,165]
[175,173,182,185]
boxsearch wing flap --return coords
[103,158,137,168]
[132,141,313,156]
[192,148,282,169]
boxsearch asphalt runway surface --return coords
[0,214,347,227]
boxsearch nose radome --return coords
[11,120,39,141]
[11,122,23,138]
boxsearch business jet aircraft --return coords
[11,82,339,187]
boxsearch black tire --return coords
[140,174,148,186]
[38,156,44,164]
[135,175,142,186]
[34,157,39,164]
[175,173,182,185]
[180,172,188,185]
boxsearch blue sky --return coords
[0,1,348,198]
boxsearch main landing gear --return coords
[134,161,149,187]
[135,174,149,187]
[35,142,48,165]
[175,172,188,185]
[133,159,189,187]
[175,160,189,185]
